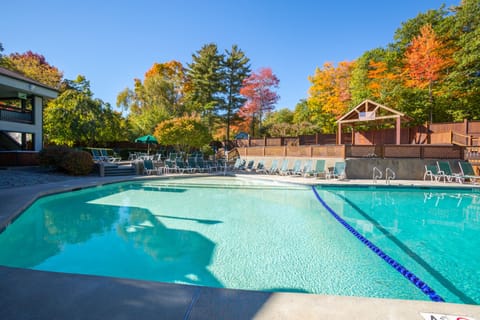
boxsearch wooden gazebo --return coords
[336,99,409,145]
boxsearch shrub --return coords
[60,150,94,175]
[38,145,71,168]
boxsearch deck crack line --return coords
[183,286,202,320]
[311,186,446,303]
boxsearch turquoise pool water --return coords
[0,177,478,304]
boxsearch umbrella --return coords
[135,135,158,154]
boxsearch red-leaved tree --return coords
[239,68,279,137]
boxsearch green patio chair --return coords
[424,164,445,182]
[143,159,159,175]
[436,161,462,183]
[458,161,480,184]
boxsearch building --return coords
[0,67,58,164]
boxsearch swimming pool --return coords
[0,176,478,305]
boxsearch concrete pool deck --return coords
[0,167,479,319]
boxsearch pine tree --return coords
[220,45,251,141]
[185,43,224,132]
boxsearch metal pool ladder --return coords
[386,167,396,184]
[372,167,382,183]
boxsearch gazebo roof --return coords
[336,99,409,125]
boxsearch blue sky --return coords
[1,0,459,111]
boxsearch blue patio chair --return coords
[255,160,266,174]
[326,161,346,180]
[288,159,303,176]
[310,159,326,178]
[267,159,279,175]
[278,159,290,175]
[301,159,313,177]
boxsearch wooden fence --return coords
[235,120,480,147]
[236,144,463,160]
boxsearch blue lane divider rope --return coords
[311,186,445,302]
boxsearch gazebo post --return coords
[351,124,355,145]
[396,116,401,145]
[337,123,342,144]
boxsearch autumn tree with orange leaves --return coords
[7,51,63,88]
[307,61,354,133]
[404,24,453,122]
[117,60,187,137]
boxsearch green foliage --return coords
[262,108,320,137]
[220,45,251,140]
[119,61,188,137]
[185,43,225,131]
[301,1,480,129]
[200,144,214,156]
[154,116,212,152]
[44,76,127,147]
[60,150,94,176]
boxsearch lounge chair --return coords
[424,164,445,182]
[311,159,327,178]
[458,161,480,184]
[255,160,266,174]
[288,159,303,176]
[301,159,313,177]
[91,148,106,162]
[175,158,194,174]
[326,161,346,180]
[163,159,177,174]
[278,159,290,175]
[436,161,462,183]
[143,159,159,175]
[196,158,211,172]
[245,160,255,171]
[233,158,246,171]
[267,159,279,174]
[100,149,121,162]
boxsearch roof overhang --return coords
[0,67,58,100]
[336,99,411,125]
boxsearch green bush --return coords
[38,145,71,168]
[60,150,94,175]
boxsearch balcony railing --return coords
[0,106,33,124]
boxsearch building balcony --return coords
[0,106,33,124]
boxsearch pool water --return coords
[315,185,480,304]
[0,176,478,304]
